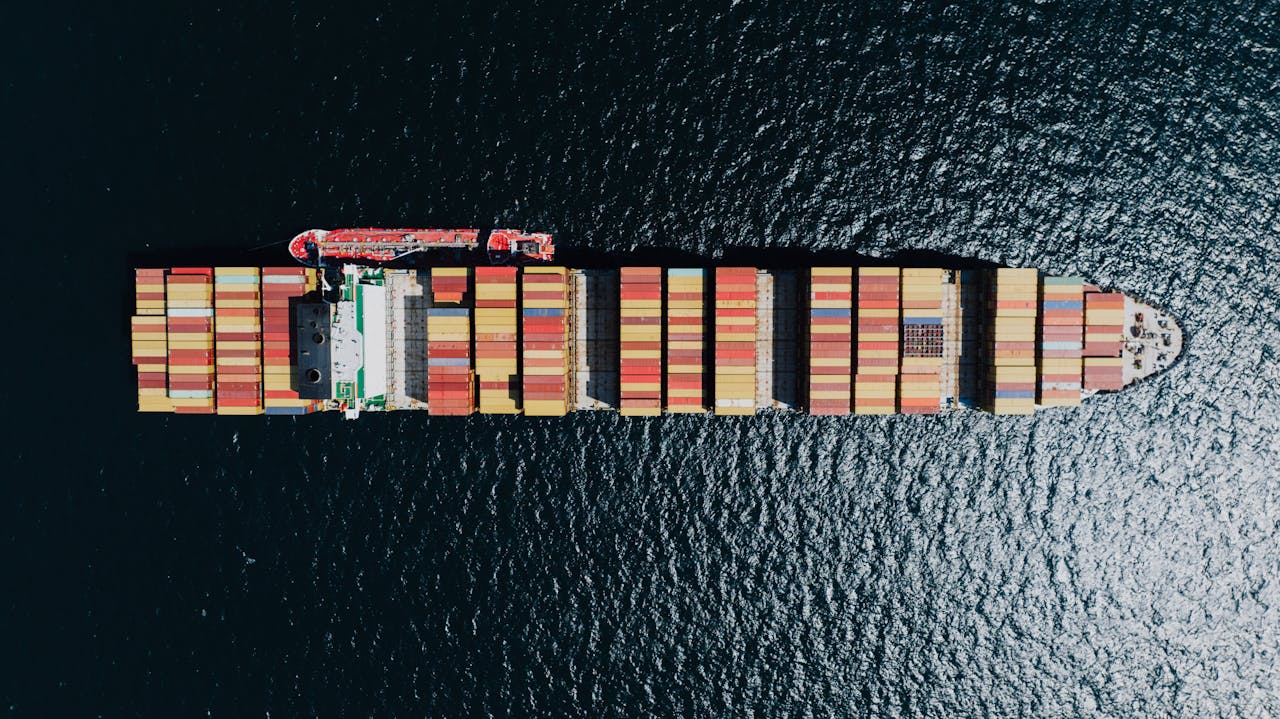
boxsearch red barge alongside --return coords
[288,228,554,264]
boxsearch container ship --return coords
[129,228,1182,418]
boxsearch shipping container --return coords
[1037,276,1084,407]
[619,267,663,416]
[474,266,520,414]
[714,268,757,415]
[132,270,173,411]
[426,271,475,415]
[665,268,706,413]
[1083,291,1126,358]
[213,267,263,414]
[899,268,944,414]
[854,267,899,414]
[808,267,852,415]
[988,268,1038,414]
[521,267,569,416]
[260,267,322,413]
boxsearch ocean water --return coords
[5,1,1280,716]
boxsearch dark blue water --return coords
[5,1,1279,716]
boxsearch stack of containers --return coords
[213,267,264,415]
[854,267,900,414]
[1039,277,1084,406]
[619,267,663,416]
[474,266,520,414]
[1082,291,1125,391]
[666,268,706,413]
[132,269,171,412]
[165,268,216,414]
[426,267,474,415]
[521,267,570,416]
[713,267,757,415]
[431,267,468,304]
[807,268,853,415]
[135,268,167,316]
[899,268,944,414]
[989,268,1039,414]
[262,267,320,415]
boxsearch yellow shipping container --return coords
[855,366,898,376]
[523,401,567,417]
[1040,398,1081,408]
[138,400,175,413]
[523,350,564,360]
[169,397,215,407]
[992,400,1035,415]
[216,406,265,416]
[215,299,261,309]
[996,366,1037,381]
[523,366,566,377]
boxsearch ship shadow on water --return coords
[554,244,1004,272]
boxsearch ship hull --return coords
[129,258,1183,418]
